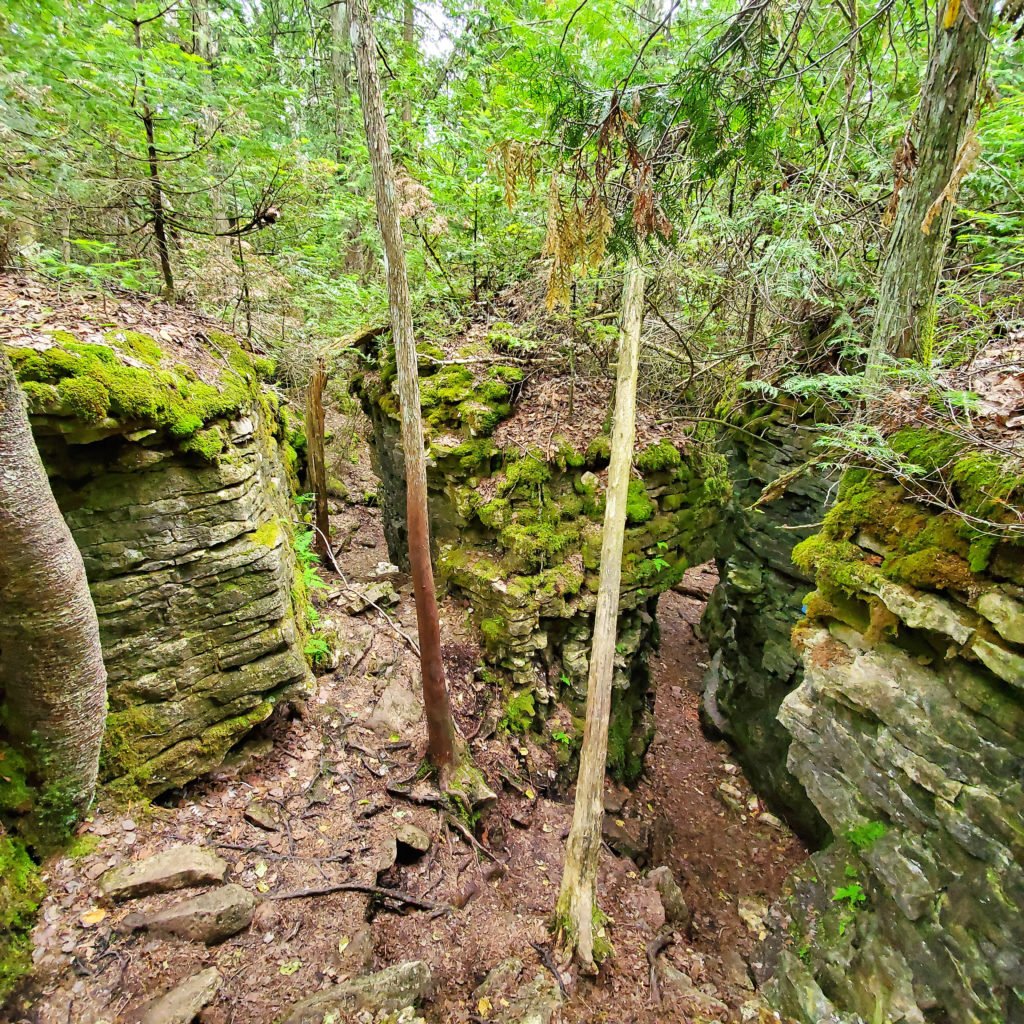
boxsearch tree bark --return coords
[555,254,645,971]
[350,0,457,771]
[866,0,994,374]
[0,349,107,845]
[133,17,175,300]
[329,0,351,159]
[401,0,414,124]
[191,0,229,245]
[306,357,332,559]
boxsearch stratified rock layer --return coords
[5,323,312,796]
[700,406,829,840]
[761,452,1024,1024]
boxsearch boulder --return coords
[496,972,563,1024]
[601,815,649,866]
[395,823,431,859]
[122,884,256,944]
[645,866,690,929]
[279,961,432,1024]
[367,678,423,736]
[100,847,227,901]
[136,967,221,1024]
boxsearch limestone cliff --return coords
[2,313,313,799]
[760,437,1024,1024]
[700,406,830,840]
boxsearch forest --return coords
[0,0,1022,1021]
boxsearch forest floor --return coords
[15,502,805,1024]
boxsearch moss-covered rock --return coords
[4,323,313,801]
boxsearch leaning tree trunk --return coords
[0,349,107,845]
[351,0,457,771]
[555,254,645,971]
[866,0,995,375]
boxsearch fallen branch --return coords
[444,812,503,864]
[269,880,448,913]
[529,941,569,1000]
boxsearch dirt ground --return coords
[9,506,805,1024]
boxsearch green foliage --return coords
[846,820,889,851]
[500,690,537,735]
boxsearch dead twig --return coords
[529,941,569,1000]
[444,812,504,864]
[269,880,449,913]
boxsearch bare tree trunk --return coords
[401,0,414,123]
[191,0,229,246]
[306,358,332,559]
[0,349,107,845]
[329,0,351,158]
[350,0,457,772]
[133,17,175,300]
[555,254,645,971]
[866,0,994,375]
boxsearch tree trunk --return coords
[401,0,414,123]
[306,357,332,559]
[350,0,457,771]
[329,0,351,159]
[555,254,645,971]
[0,349,107,846]
[191,0,229,245]
[866,0,994,374]
[133,17,175,300]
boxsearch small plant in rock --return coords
[303,635,331,668]
[846,820,888,850]
[295,529,328,591]
[551,729,572,747]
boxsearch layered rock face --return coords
[4,324,312,797]
[700,408,830,840]
[355,342,728,778]
[760,441,1024,1024]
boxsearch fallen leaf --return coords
[337,936,350,955]
[80,907,106,927]
[279,959,303,976]
[477,996,492,1017]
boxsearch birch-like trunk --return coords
[865,0,994,376]
[350,0,457,770]
[0,349,107,844]
[555,254,645,970]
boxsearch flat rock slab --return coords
[123,884,256,944]
[280,960,432,1024]
[395,823,431,858]
[136,967,221,1024]
[100,846,227,901]
[498,972,563,1024]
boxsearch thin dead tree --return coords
[554,252,646,971]
[350,0,458,771]
[0,349,107,845]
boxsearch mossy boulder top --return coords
[2,300,276,453]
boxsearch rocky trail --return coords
[16,504,804,1024]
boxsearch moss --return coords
[55,375,110,422]
[180,426,225,461]
[625,480,655,525]
[251,517,282,548]
[105,329,163,366]
[500,451,551,495]
[500,690,536,734]
[636,440,682,474]
[499,515,580,572]
[586,433,611,466]
[0,745,34,819]
[65,833,100,859]
[7,326,264,447]
[480,617,505,649]
[0,837,44,1004]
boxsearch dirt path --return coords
[12,516,804,1024]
